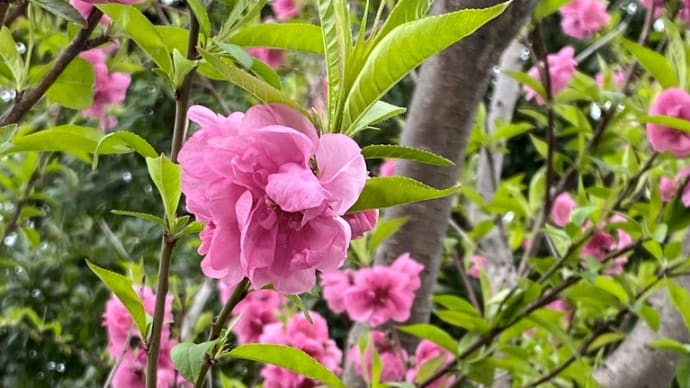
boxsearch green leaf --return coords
[198,49,306,114]
[586,332,626,352]
[650,338,690,355]
[171,49,198,87]
[0,27,24,87]
[593,276,629,304]
[0,124,18,144]
[622,39,678,88]
[348,176,459,212]
[227,344,346,388]
[397,324,457,354]
[250,58,281,90]
[669,282,690,331]
[361,145,453,166]
[45,57,95,109]
[533,0,570,21]
[368,216,408,254]
[86,260,148,339]
[98,4,172,74]
[318,0,352,132]
[639,303,660,331]
[1,125,130,159]
[31,0,86,25]
[664,197,690,233]
[342,3,507,133]
[216,42,254,69]
[171,341,215,382]
[638,114,690,134]
[111,210,165,227]
[93,131,158,168]
[677,356,690,388]
[505,70,546,102]
[228,23,324,54]
[348,101,406,134]
[146,155,181,224]
[187,0,212,38]
[375,0,432,40]
[435,310,490,332]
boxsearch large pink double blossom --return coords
[179,103,369,294]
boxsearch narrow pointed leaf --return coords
[31,0,86,25]
[638,115,690,134]
[622,39,677,88]
[146,155,181,223]
[93,131,158,169]
[348,176,460,212]
[111,210,165,226]
[45,58,95,109]
[342,3,508,132]
[1,125,130,158]
[348,101,406,134]
[398,324,458,354]
[229,23,324,54]
[375,0,433,40]
[227,344,346,388]
[361,145,453,166]
[187,0,212,38]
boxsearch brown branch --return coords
[0,8,103,126]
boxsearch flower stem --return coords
[194,278,250,388]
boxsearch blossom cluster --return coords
[320,253,423,327]
[179,103,372,294]
[102,286,186,387]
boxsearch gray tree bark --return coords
[342,1,538,386]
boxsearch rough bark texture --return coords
[342,1,538,386]
[469,39,525,295]
[593,233,690,387]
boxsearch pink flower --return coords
[551,192,576,227]
[272,0,303,20]
[179,103,367,294]
[260,312,342,387]
[659,167,690,205]
[231,289,285,344]
[390,252,424,293]
[343,254,422,326]
[581,216,632,275]
[559,0,610,39]
[347,331,408,383]
[248,47,285,69]
[406,340,456,388]
[681,0,690,23]
[79,47,131,131]
[102,286,173,358]
[111,339,186,388]
[468,255,486,278]
[595,70,625,89]
[379,159,397,177]
[344,209,378,239]
[640,0,665,18]
[321,269,355,313]
[524,46,577,105]
[647,88,690,157]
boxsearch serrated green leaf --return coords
[171,341,215,382]
[171,49,198,87]
[342,3,507,133]
[650,338,690,355]
[216,42,254,69]
[593,276,629,304]
[669,282,690,331]
[375,0,432,40]
[622,39,678,88]
[146,155,181,224]
[228,23,324,54]
[361,144,453,166]
[86,260,148,339]
[397,324,457,354]
[348,176,459,212]
[533,0,570,21]
[638,114,690,134]
[0,27,23,87]
[435,310,490,332]
[93,131,158,169]
[227,344,346,388]
[250,57,281,90]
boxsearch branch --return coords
[0,9,103,126]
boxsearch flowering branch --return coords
[0,8,103,126]
[194,278,250,388]
[145,9,199,388]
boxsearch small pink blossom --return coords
[321,269,355,313]
[260,312,342,387]
[344,209,378,239]
[468,255,486,278]
[379,160,397,177]
[551,192,576,227]
[659,167,690,205]
[647,88,690,157]
[524,46,577,105]
[595,70,625,89]
[111,340,185,388]
[248,47,285,69]
[179,103,368,294]
[406,340,456,388]
[79,47,131,131]
[581,216,632,275]
[343,254,422,326]
[391,252,424,293]
[559,0,610,40]
[347,331,408,383]
[272,0,303,20]
[231,289,285,344]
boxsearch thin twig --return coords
[0,8,103,126]
[0,0,9,25]
[103,326,134,388]
[452,252,481,312]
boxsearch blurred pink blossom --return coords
[321,269,355,313]
[595,70,625,89]
[647,88,690,157]
[559,0,609,39]
[379,159,397,177]
[347,331,408,383]
[406,340,456,388]
[524,46,577,105]
[230,289,285,344]
[79,47,131,131]
[639,0,665,18]
[581,216,632,275]
[272,0,303,20]
[468,254,486,278]
[551,192,576,227]
[659,167,690,205]
[179,103,367,294]
[344,209,378,239]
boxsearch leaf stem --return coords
[194,277,251,388]
[0,8,103,126]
